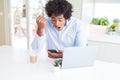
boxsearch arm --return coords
[36,16,46,36]
[31,33,46,50]
[31,16,47,50]
[75,21,88,46]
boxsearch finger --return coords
[36,16,46,24]
[48,51,50,53]
[48,52,58,58]
[48,55,53,58]
[48,52,54,56]
[48,53,54,58]
[38,17,45,23]
[48,54,52,58]
[48,52,54,57]
[48,52,52,58]
[36,16,44,21]
[36,16,42,23]
[40,18,46,24]
[57,50,63,53]
[48,51,51,54]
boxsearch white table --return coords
[0,46,120,80]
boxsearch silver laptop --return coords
[61,46,97,69]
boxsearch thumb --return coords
[57,50,63,54]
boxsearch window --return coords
[94,2,120,23]
[10,0,46,49]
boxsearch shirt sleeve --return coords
[75,20,88,47]
[31,33,46,51]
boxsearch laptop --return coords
[61,46,97,69]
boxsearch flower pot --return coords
[89,25,108,35]
[107,31,117,35]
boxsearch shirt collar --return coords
[65,18,70,26]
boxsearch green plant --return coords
[109,23,117,32]
[99,17,109,26]
[54,60,60,67]
[91,18,100,25]
[91,17,109,26]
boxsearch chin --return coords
[56,27,62,31]
[58,28,62,31]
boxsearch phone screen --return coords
[48,49,57,53]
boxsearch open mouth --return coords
[58,27,61,29]
[57,27,62,30]
[55,26,62,31]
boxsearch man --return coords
[31,0,87,58]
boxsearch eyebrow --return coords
[58,18,63,19]
[52,17,63,20]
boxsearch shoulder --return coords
[67,17,82,27]
[69,17,85,31]
[66,17,82,26]
[69,17,81,23]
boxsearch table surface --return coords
[0,46,120,80]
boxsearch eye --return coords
[59,19,62,22]
[52,19,55,21]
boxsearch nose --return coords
[54,21,59,26]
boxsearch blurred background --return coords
[1,0,120,49]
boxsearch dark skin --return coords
[48,50,63,58]
[36,14,65,58]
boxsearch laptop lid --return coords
[61,46,97,69]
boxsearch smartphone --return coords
[48,49,57,53]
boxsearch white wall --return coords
[68,0,82,19]
[95,0,120,3]
[69,0,94,21]
[81,0,94,23]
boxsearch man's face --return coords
[51,14,66,31]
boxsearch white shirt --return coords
[31,17,87,51]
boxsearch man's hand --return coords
[36,16,46,36]
[48,50,63,58]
